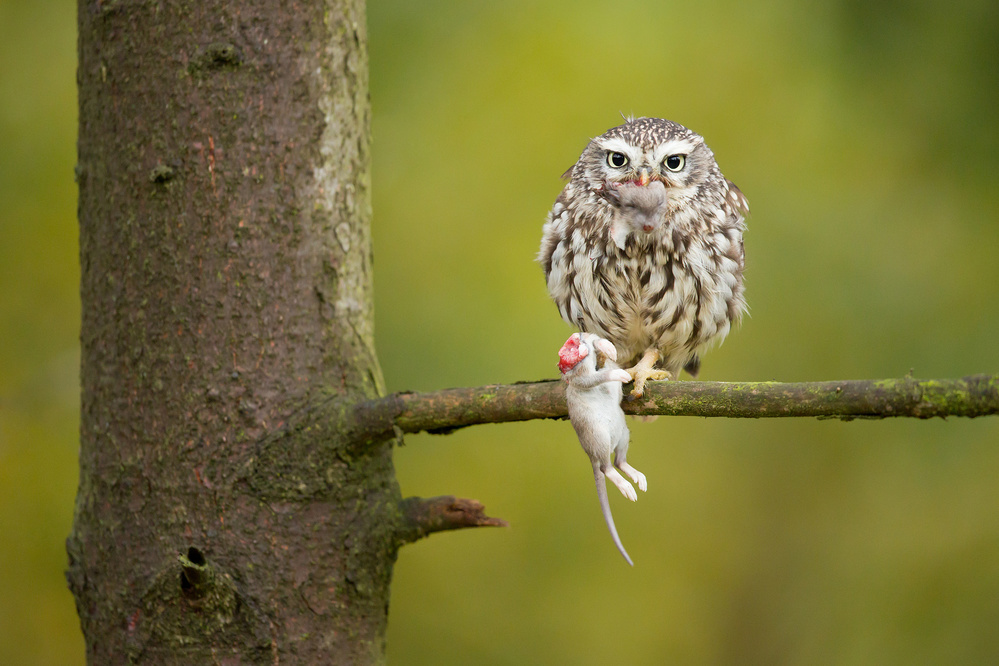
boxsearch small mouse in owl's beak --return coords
[608,180,668,234]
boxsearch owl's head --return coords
[568,117,721,201]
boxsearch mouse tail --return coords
[594,470,634,566]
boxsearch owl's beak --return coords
[637,168,651,187]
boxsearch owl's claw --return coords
[625,349,672,398]
[628,369,671,398]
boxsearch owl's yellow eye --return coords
[607,152,629,168]
[663,154,685,172]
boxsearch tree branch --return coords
[350,374,998,436]
[396,496,509,545]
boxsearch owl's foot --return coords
[625,349,672,398]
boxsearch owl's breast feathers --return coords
[539,180,747,372]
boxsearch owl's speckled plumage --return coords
[538,118,748,389]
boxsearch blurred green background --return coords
[3,0,998,663]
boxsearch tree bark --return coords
[69,0,408,662]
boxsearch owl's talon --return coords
[624,349,672,398]
[628,370,671,398]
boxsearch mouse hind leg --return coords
[614,446,647,493]
[602,464,638,502]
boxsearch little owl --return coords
[538,117,748,396]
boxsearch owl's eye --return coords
[664,154,686,172]
[607,152,629,168]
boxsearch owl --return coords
[538,117,748,396]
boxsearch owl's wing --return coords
[724,179,748,271]
[537,189,571,279]
[725,179,750,218]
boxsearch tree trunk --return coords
[68,0,400,662]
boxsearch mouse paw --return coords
[618,463,647,492]
[606,468,638,501]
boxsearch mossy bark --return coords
[69,0,400,662]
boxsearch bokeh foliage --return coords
[1,0,82,664]
[2,0,998,663]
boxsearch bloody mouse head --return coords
[557,333,588,375]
